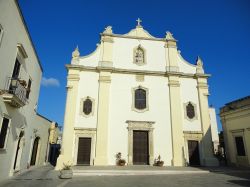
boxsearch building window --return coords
[26,79,32,99]
[0,24,3,46]
[83,98,92,115]
[184,102,198,121]
[235,136,246,156]
[133,45,146,66]
[0,117,10,149]
[186,102,195,119]
[132,86,149,113]
[135,89,146,110]
[12,58,21,79]
[80,97,95,117]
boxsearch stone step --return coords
[73,170,209,176]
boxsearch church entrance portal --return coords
[133,131,149,165]
[188,140,200,166]
[77,137,91,165]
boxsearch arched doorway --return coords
[30,137,40,166]
[13,131,24,170]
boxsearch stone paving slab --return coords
[0,165,250,187]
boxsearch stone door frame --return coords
[126,120,154,165]
[73,128,96,166]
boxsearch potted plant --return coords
[116,152,126,166]
[19,79,27,87]
[154,155,164,167]
[59,163,73,179]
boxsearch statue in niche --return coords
[134,46,145,65]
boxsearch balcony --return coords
[1,77,27,107]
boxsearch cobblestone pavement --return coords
[0,165,250,187]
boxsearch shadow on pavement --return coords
[195,166,250,187]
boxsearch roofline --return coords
[101,33,165,42]
[37,113,52,123]
[225,95,250,106]
[15,0,43,72]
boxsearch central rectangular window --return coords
[135,88,146,110]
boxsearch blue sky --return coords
[18,0,250,130]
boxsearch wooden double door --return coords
[77,138,91,165]
[188,140,200,166]
[133,131,149,165]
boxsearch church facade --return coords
[56,20,218,169]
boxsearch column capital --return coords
[67,74,80,81]
[99,75,111,83]
[101,35,114,43]
[164,40,177,48]
[168,75,180,87]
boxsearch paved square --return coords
[0,166,249,187]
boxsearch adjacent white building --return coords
[209,108,220,153]
[56,20,219,169]
[0,0,52,180]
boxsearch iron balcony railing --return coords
[5,77,27,105]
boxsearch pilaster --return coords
[165,32,179,72]
[55,69,80,170]
[94,71,111,165]
[99,34,114,67]
[168,75,185,166]
[196,77,218,166]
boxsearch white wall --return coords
[0,0,50,180]
[78,35,197,75]
[180,78,202,131]
[74,72,99,128]
[107,73,172,165]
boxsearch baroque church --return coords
[56,19,218,169]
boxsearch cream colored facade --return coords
[56,20,218,169]
[49,122,60,144]
[209,108,220,153]
[220,96,250,167]
[0,0,52,180]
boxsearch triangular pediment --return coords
[123,26,157,39]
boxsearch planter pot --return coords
[60,169,73,179]
[119,162,126,166]
[154,161,164,167]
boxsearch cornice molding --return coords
[66,64,211,79]
[74,127,97,131]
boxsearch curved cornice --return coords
[79,44,101,59]
[177,51,197,68]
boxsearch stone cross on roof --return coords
[136,18,142,27]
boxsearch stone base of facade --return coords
[94,157,108,165]
[203,157,219,166]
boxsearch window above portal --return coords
[184,102,198,121]
[80,97,95,117]
[132,86,149,113]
